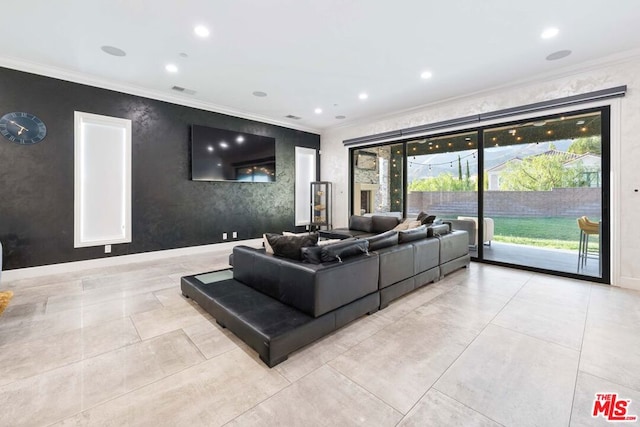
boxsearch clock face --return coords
[0,112,47,145]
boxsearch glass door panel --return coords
[407,131,479,251]
[352,143,404,217]
[482,111,606,279]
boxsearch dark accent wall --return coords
[0,67,320,270]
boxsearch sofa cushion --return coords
[393,219,422,231]
[371,215,400,233]
[421,215,437,225]
[300,246,323,264]
[265,233,318,261]
[349,215,373,232]
[262,234,275,254]
[320,239,369,263]
[398,225,428,243]
[366,230,398,251]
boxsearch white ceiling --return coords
[2,0,640,133]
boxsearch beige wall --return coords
[320,54,640,289]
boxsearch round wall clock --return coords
[0,112,47,145]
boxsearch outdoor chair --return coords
[577,216,600,273]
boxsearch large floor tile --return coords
[131,298,210,340]
[515,273,592,310]
[181,319,242,359]
[0,330,205,427]
[456,264,533,298]
[492,295,588,350]
[80,264,186,291]
[398,388,502,427]
[587,284,640,326]
[0,292,161,346]
[275,313,392,383]
[375,280,454,322]
[435,324,579,427]
[416,286,511,334]
[55,348,290,427]
[0,317,140,387]
[330,311,477,414]
[1,280,82,316]
[228,365,402,426]
[570,371,640,426]
[580,313,640,391]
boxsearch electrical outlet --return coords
[222,232,228,240]
[105,244,111,253]
[232,231,237,239]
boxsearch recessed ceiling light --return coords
[179,52,189,58]
[220,141,228,148]
[236,136,244,143]
[533,121,547,127]
[314,108,323,114]
[546,50,572,61]
[207,145,214,152]
[101,45,126,57]
[576,120,585,125]
[420,71,433,79]
[358,93,368,100]
[335,115,346,119]
[541,27,559,39]
[194,25,210,38]
[253,91,267,97]
[165,64,178,73]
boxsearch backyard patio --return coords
[479,241,601,278]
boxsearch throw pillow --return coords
[394,220,422,231]
[263,233,274,254]
[320,239,369,263]
[366,230,398,251]
[318,238,343,246]
[398,225,428,243]
[420,215,437,225]
[416,211,428,222]
[265,233,318,261]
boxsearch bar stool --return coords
[577,216,600,273]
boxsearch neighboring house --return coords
[486,149,601,190]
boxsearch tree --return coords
[408,172,477,192]
[499,154,591,191]
[568,136,601,155]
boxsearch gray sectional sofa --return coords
[181,221,470,367]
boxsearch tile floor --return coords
[1,244,639,426]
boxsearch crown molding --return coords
[323,48,640,136]
[0,55,320,135]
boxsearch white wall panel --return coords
[295,147,317,226]
[74,112,131,247]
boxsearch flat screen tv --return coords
[191,124,276,182]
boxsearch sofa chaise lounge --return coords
[181,223,469,367]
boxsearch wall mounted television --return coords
[191,124,276,182]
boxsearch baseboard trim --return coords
[616,276,640,291]
[2,239,262,282]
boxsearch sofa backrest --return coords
[349,215,373,232]
[371,215,400,233]
[232,245,379,318]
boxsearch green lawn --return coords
[492,216,600,250]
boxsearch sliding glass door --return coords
[482,109,608,279]
[349,106,609,282]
